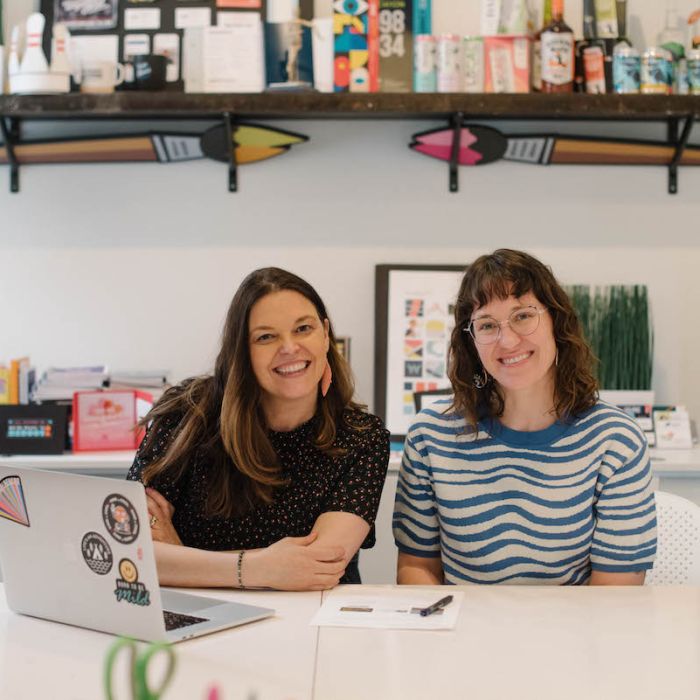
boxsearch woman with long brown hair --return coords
[393,249,656,586]
[128,268,389,590]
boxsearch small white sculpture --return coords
[9,13,72,95]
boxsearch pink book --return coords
[72,390,153,452]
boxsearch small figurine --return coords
[9,12,71,94]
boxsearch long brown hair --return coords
[140,267,364,518]
[448,249,598,433]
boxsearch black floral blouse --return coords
[127,408,390,583]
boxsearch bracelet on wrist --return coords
[237,550,246,590]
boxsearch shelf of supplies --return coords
[1,92,698,194]
[1,92,700,120]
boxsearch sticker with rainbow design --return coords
[0,475,30,527]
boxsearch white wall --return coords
[2,1,700,422]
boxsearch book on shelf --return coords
[32,365,109,402]
[73,389,154,452]
[0,357,35,405]
[108,370,170,401]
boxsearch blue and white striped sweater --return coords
[393,400,657,585]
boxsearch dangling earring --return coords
[473,368,489,389]
[555,349,559,367]
[321,361,332,397]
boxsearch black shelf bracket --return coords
[223,112,238,193]
[449,112,464,193]
[1,117,21,193]
[667,115,694,195]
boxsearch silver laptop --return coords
[0,465,274,642]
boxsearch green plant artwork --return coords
[567,285,653,391]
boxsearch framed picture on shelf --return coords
[374,264,465,441]
[54,0,119,30]
[335,336,351,363]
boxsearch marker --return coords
[419,594,453,617]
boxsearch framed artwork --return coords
[335,336,351,363]
[374,264,465,441]
[54,0,119,30]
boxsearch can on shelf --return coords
[583,45,606,94]
[414,35,437,93]
[676,58,689,94]
[613,44,641,94]
[641,47,673,95]
[462,37,484,93]
[689,49,700,95]
[436,34,462,93]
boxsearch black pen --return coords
[419,594,453,617]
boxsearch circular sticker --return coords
[81,532,113,575]
[119,558,139,583]
[102,494,140,544]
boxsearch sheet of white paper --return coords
[123,33,151,60]
[154,33,181,81]
[70,35,119,74]
[310,592,463,630]
[267,0,297,23]
[124,8,161,31]
[217,11,261,27]
[175,7,212,29]
[312,17,333,92]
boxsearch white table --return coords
[315,585,700,700]
[0,587,321,700]
[1,584,700,700]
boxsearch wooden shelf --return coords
[1,92,700,121]
[1,92,697,195]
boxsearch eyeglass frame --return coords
[464,306,548,345]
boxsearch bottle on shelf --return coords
[659,0,688,93]
[532,0,553,92]
[659,0,686,59]
[541,0,575,93]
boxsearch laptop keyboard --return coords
[163,610,209,631]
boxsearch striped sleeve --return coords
[392,427,441,558]
[590,434,657,573]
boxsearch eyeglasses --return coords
[464,306,547,345]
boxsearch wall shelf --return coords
[1,93,698,193]
[1,92,699,121]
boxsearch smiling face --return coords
[471,292,557,398]
[248,290,330,423]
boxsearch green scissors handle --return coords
[104,637,176,700]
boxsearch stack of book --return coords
[32,366,109,403]
[109,370,170,401]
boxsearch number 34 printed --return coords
[379,9,406,58]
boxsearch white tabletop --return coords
[0,586,321,700]
[316,584,700,700]
[2,583,700,699]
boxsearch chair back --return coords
[646,491,700,585]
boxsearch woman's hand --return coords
[254,532,346,591]
[146,487,182,546]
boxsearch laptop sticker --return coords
[81,532,113,575]
[0,475,31,527]
[114,558,151,606]
[102,494,140,544]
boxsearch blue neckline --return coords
[478,416,572,447]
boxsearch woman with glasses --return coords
[393,249,656,585]
[128,268,389,591]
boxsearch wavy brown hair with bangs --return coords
[448,249,598,434]
[139,267,365,519]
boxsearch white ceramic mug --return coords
[79,61,125,94]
